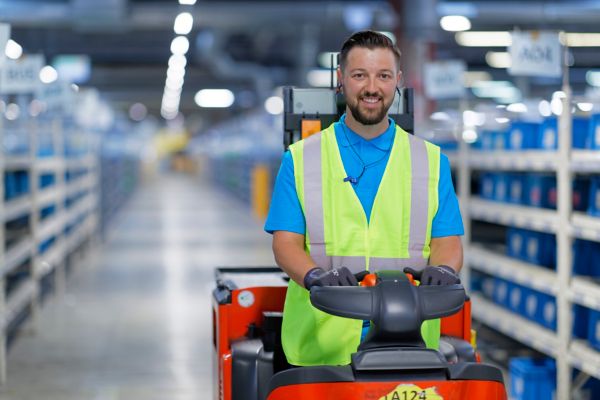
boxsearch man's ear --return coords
[336,67,343,92]
[396,70,403,88]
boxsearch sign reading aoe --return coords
[0,54,45,94]
[509,31,562,78]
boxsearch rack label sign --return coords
[0,54,45,94]
[509,31,562,78]
[0,23,9,67]
[40,80,74,113]
[424,60,466,100]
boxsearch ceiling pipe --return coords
[437,1,600,25]
[193,31,287,105]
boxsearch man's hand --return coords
[403,265,460,286]
[303,267,358,289]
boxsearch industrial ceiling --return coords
[2,0,600,124]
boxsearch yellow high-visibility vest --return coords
[281,123,440,366]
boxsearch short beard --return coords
[347,94,391,126]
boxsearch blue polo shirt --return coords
[264,114,464,238]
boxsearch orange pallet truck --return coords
[212,267,507,400]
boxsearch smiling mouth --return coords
[360,97,382,108]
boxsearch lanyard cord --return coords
[341,122,392,185]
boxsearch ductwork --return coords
[193,30,287,103]
[437,1,600,25]
[71,0,128,31]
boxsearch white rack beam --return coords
[65,155,95,170]
[4,196,32,222]
[570,277,600,311]
[66,175,95,197]
[568,340,600,380]
[38,214,65,243]
[38,186,62,207]
[571,150,600,172]
[571,212,600,242]
[469,151,557,171]
[66,217,92,253]
[66,193,95,225]
[471,293,559,358]
[2,279,35,332]
[469,197,559,232]
[36,158,65,172]
[2,237,34,276]
[469,244,559,295]
[3,156,31,171]
[37,240,66,277]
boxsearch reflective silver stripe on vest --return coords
[303,133,331,268]
[369,256,428,272]
[406,134,430,262]
[333,256,427,274]
[303,127,431,272]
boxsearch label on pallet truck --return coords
[378,384,443,400]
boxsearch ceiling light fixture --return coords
[586,71,600,86]
[485,51,511,68]
[170,36,189,55]
[577,102,594,112]
[5,39,22,60]
[195,89,234,108]
[506,103,528,113]
[264,96,284,115]
[561,33,600,47]
[455,31,512,47]
[539,100,552,117]
[307,69,337,87]
[440,16,471,32]
[174,12,194,35]
[39,65,58,84]
[168,54,187,70]
[463,71,492,87]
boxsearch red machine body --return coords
[212,268,506,400]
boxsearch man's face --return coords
[338,47,401,126]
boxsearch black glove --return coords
[403,265,460,286]
[303,266,358,289]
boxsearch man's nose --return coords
[365,77,378,93]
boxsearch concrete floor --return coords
[1,174,275,400]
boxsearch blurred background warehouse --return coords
[1,0,600,399]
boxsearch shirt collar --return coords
[337,114,396,151]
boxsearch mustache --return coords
[359,91,383,99]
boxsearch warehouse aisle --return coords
[1,173,275,400]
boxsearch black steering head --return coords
[309,270,465,349]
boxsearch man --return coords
[264,30,464,366]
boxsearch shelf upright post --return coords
[90,129,100,250]
[28,109,41,329]
[556,38,573,400]
[0,95,6,385]
[53,116,67,295]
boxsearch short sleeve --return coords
[264,151,306,235]
[431,154,464,238]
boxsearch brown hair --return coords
[339,30,401,71]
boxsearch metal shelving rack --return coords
[457,92,600,398]
[0,113,99,384]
